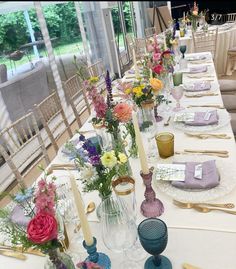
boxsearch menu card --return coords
[155,164,186,181]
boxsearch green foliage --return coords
[0,2,80,53]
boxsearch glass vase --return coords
[138,100,156,133]
[96,192,112,220]
[191,17,198,32]
[44,248,75,269]
[92,123,112,151]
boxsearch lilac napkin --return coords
[172,160,219,189]
[10,205,31,227]
[185,81,211,92]
[189,65,208,73]
[185,110,219,126]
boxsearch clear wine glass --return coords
[171,85,184,112]
[100,195,142,269]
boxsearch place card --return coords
[174,112,195,122]
[155,164,186,181]
[194,164,203,180]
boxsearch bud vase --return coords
[44,248,75,269]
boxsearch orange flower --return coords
[113,103,133,123]
[149,78,163,95]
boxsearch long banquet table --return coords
[178,23,236,76]
[2,52,236,269]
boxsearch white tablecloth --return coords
[2,52,236,269]
[179,25,236,76]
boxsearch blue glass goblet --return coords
[138,218,172,269]
[179,45,187,59]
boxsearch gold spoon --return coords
[193,205,236,215]
[0,249,27,260]
[173,200,235,209]
[74,202,96,233]
[183,263,201,269]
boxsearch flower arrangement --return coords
[187,1,208,31]
[73,134,130,198]
[0,170,75,268]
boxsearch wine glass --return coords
[171,85,184,112]
[138,218,172,269]
[179,45,187,58]
[100,195,142,269]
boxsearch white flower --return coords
[80,164,98,182]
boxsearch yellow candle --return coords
[150,68,153,79]
[132,111,149,174]
[132,47,140,79]
[183,11,185,20]
[69,176,94,246]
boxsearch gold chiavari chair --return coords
[34,91,73,153]
[64,74,91,128]
[192,28,218,62]
[134,38,147,59]
[0,111,50,184]
[126,33,135,59]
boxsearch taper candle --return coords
[132,111,149,174]
[69,176,93,246]
[132,47,140,78]
[163,33,167,50]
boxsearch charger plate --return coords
[172,107,231,133]
[153,155,236,203]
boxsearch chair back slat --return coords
[64,75,91,127]
[192,28,218,60]
[0,111,50,185]
[34,91,73,153]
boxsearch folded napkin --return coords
[185,81,211,92]
[189,65,208,73]
[10,205,31,227]
[171,160,219,189]
[185,110,219,126]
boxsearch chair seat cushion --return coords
[219,79,236,92]
[222,94,236,110]
[230,113,236,134]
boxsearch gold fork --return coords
[173,199,235,209]
[193,205,236,215]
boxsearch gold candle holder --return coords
[155,132,174,159]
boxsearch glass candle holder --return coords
[173,72,183,86]
[155,132,174,159]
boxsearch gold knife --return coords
[184,149,228,154]
[0,249,27,260]
[183,263,201,269]
[0,245,45,257]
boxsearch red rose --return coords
[152,64,164,75]
[27,212,57,244]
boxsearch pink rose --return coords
[113,103,133,123]
[152,64,164,75]
[27,213,57,244]
[147,44,154,52]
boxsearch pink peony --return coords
[113,103,133,123]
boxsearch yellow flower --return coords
[101,151,117,168]
[149,78,163,95]
[133,85,145,97]
[125,88,132,95]
[118,153,127,164]
[89,76,99,83]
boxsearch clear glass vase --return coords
[96,192,112,220]
[93,123,112,151]
[138,100,156,133]
[44,248,75,269]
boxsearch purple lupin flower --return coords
[89,155,101,166]
[105,70,113,108]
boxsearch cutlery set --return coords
[187,104,225,109]
[173,200,236,215]
[185,132,231,139]
[185,93,218,98]
[175,149,229,158]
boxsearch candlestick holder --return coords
[140,167,164,218]
[83,237,111,269]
